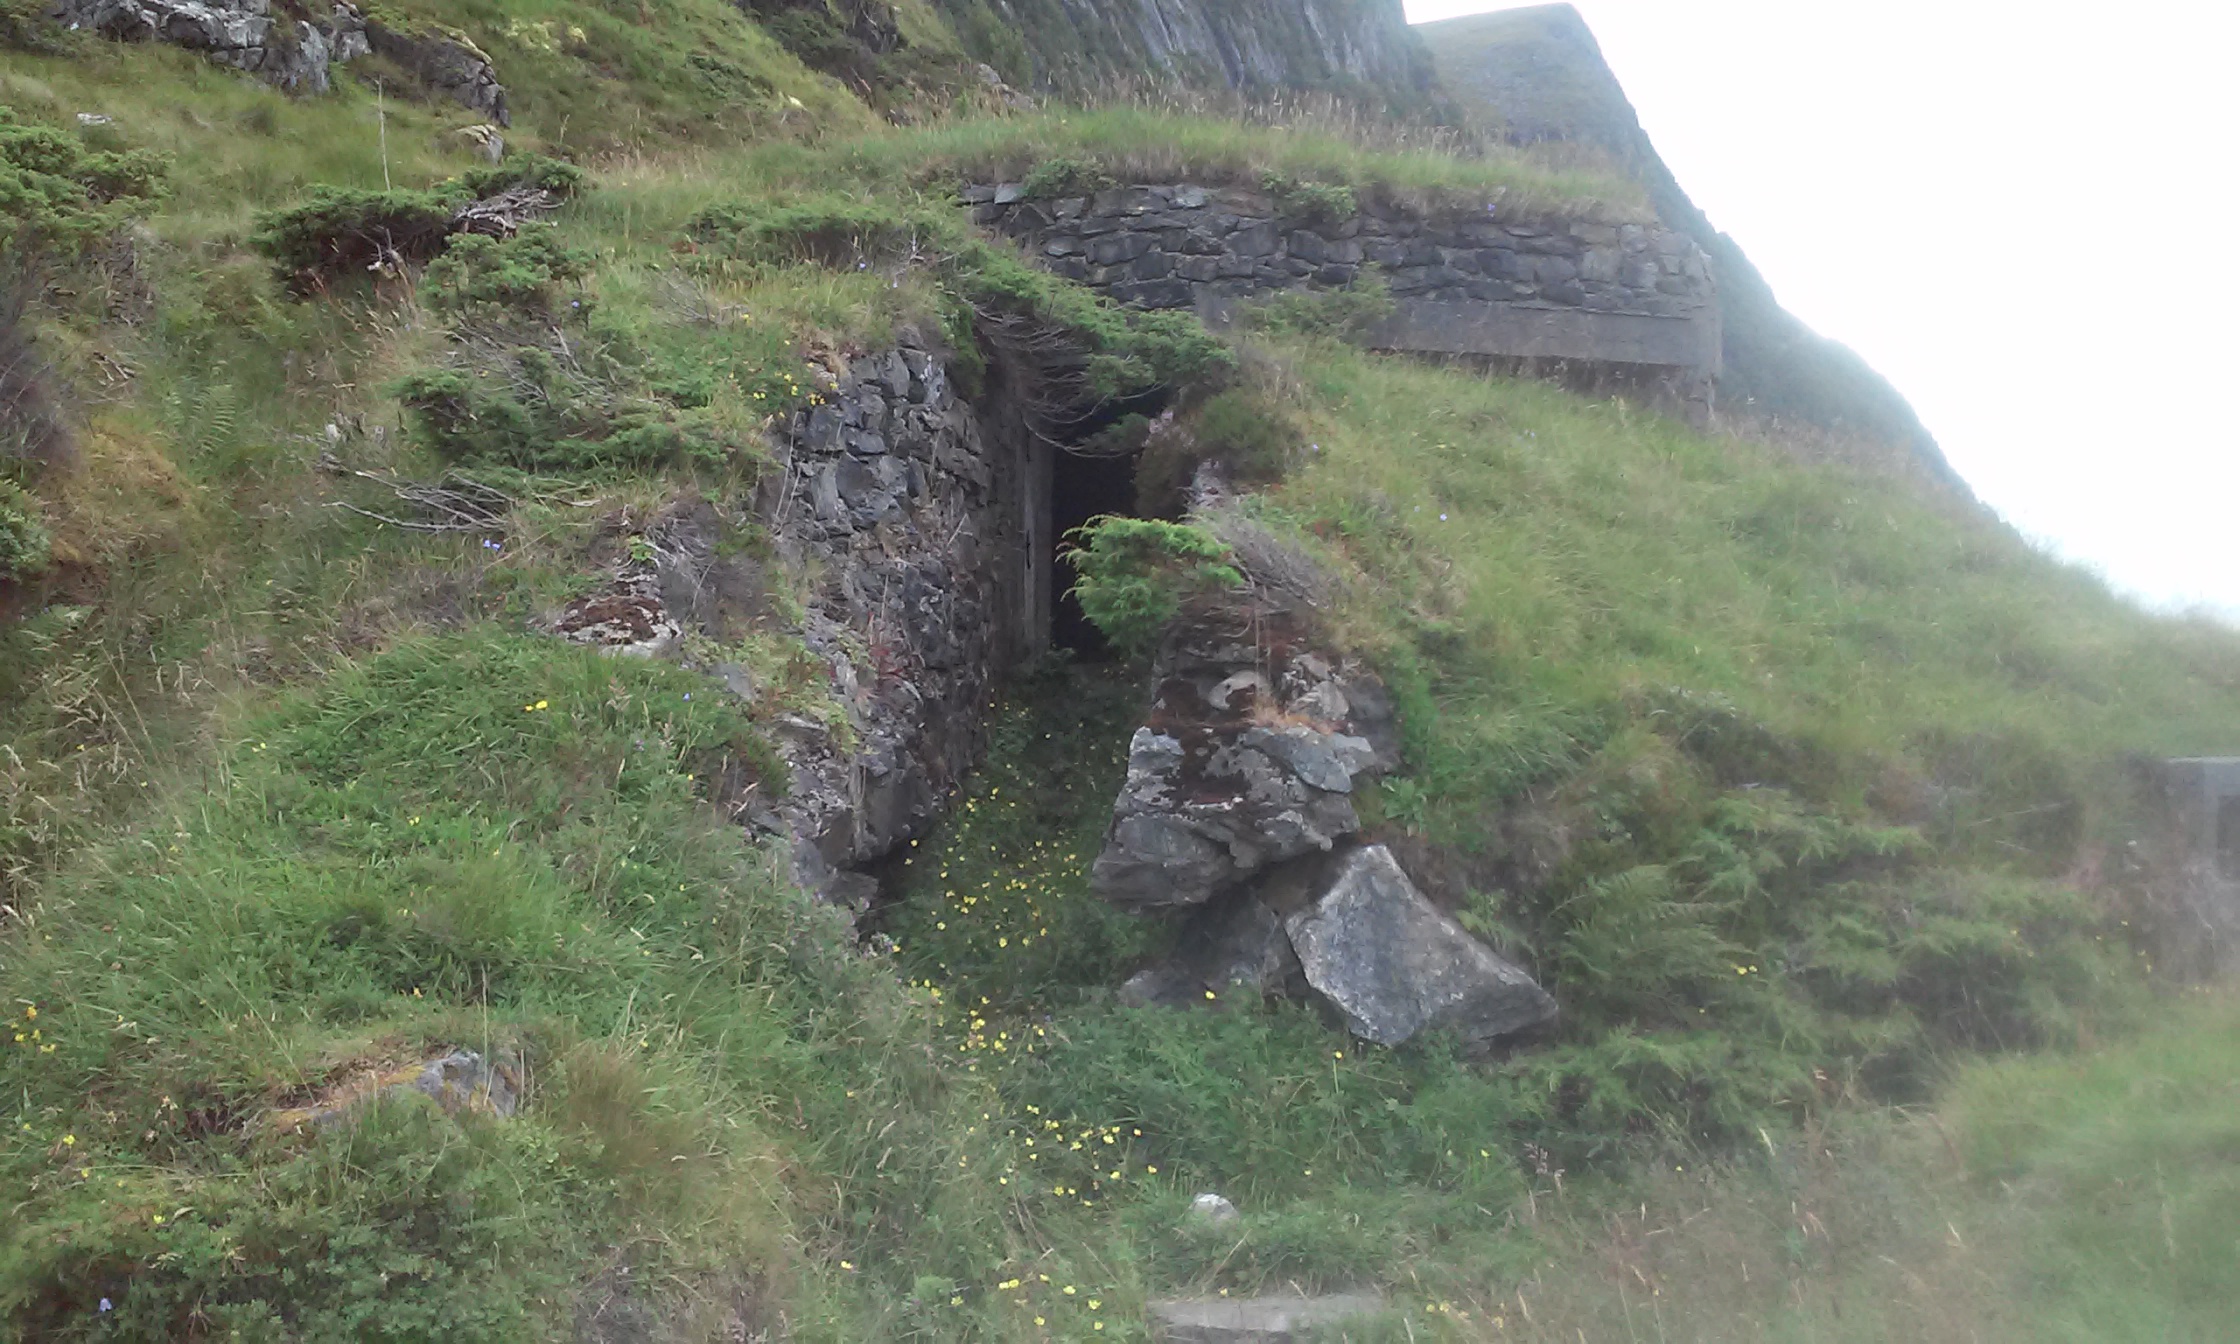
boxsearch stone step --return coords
[1148,1293,1385,1343]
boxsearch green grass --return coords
[704,104,1646,218]
[6,10,2240,1339]
[1453,988,2240,1343]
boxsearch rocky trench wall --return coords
[970,182,1722,411]
[547,329,1034,908]
[756,332,1035,901]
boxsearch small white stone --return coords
[1188,1192,1240,1226]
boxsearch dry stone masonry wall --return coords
[757,332,1033,903]
[971,181,1722,415]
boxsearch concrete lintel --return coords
[1370,299,1720,373]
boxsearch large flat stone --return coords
[1149,1294,1385,1344]
[1286,845,1557,1048]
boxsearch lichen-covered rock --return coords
[1090,613,1391,910]
[1285,845,1557,1048]
[364,19,510,125]
[50,0,368,93]
[548,564,684,658]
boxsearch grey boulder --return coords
[1286,845,1557,1048]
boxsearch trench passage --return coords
[1049,448,1138,657]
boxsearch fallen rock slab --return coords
[1149,1293,1385,1343]
[1286,845,1557,1049]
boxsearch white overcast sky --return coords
[1402,1,2240,617]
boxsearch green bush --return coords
[1062,516,1242,656]
[455,154,585,202]
[253,185,461,291]
[0,104,168,256]
[1260,171,1357,224]
[256,158,583,294]
[421,228,591,315]
[0,478,50,581]
[1244,268,1396,342]
[1019,156,1114,200]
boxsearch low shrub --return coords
[252,185,460,291]
[421,228,591,315]
[1019,155,1114,200]
[0,104,168,256]
[456,153,585,202]
[255,156,584,293]
[0,478,50,581]
[1260,170,1356,225]
[1243,268,1396,343]
[1062,516,1242,656]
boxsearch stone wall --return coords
[969,182,1720,404]
[757,329,1035,900]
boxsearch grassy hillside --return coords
[2,3,2238,1339]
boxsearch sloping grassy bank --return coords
[5,7,2240,1336]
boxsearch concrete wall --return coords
[2143,757,2240,972]
[970,182,1720,414]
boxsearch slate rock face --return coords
[1286,845,1557,1048]
[51,0,508,118]
[1090,613,1391,910]
[50,0,368,92]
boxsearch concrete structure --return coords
[2144,758,2240,970]
[970,182,1720,420]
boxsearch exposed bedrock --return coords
[1089,607,1399,910]
[1095,605,1554,1047]
[49,0,507,119]
[49,0,367,92]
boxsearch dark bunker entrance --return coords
[1047,447,1137,657]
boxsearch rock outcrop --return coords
[49,0,367,93]
[1091,609,1395,910]
[1286,845,1557,1048]
[1121,843,1558,1048]
[1093,597,1554,1048]
[931,0,1436,110]
[364,20,510,126]
[48,0,508,119]
[269,1048,522,1131]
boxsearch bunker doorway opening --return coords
[1045,390,1170,659]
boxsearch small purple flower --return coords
[98,1299,112,1314]
[681,693,691,701]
